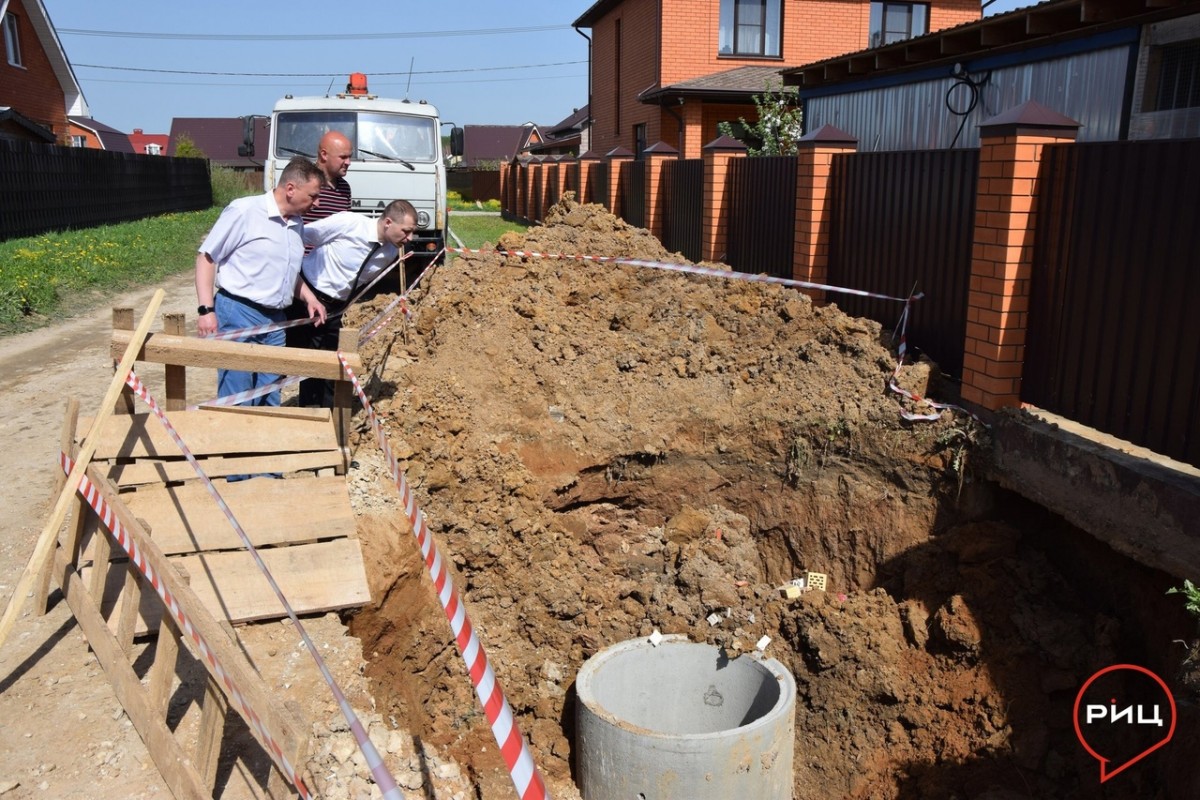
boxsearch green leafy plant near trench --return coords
[1167,579,1200,618]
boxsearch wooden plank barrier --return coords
[29,309,380,799]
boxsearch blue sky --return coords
[44,0,597,134]
[44,0,1034,136]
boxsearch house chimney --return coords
[134,128,143,134]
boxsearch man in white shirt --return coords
[195,157,327,406]
[290,199,417,406]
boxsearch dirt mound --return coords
[342,197,1167,799]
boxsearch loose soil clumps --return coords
[343,197,1177,799]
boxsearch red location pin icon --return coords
[1073,664,1177,783]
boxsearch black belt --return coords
[217,288,284,315]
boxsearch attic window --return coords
[3,13,22,67]
[718,0,782,59]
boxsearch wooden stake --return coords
[0,289,164,651]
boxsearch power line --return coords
[81,73,586,88]
[59,24,572,41]
[73,60,586,78]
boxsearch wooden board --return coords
[111,476,356,555]
[78,409,339,460]
[111,329,363,381]
[102,450,345,487]
[85,539,371,636]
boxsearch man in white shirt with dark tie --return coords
[289,199,417,406]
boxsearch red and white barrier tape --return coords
[58,451,314,800]
[186,375,303,411]
[336,351,549,800]
[357,248,444,347]
[203,252,411,343]
[446,246,920,303]
[122,370,408,800]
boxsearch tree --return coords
[717,79,804,157]
[173,134,206,159]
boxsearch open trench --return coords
[340,197,1199,799]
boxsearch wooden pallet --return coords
[31,308,375,799]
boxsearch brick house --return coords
[573,0,979,158]
[129,128,170,156]
[0,0,87,143]
[68,116,134,152]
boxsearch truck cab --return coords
[249,75,464,286]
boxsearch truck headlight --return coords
[417,211,430,227]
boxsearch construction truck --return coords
[241,72,464,287]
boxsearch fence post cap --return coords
[577,150,604,161]
[644,141,679,156]
[555,153,576,163]
[605,146,635,159]
[798,124,858,145]
[979,101,1081,138]
[703,135,747,152]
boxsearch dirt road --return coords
[0,272,212,798]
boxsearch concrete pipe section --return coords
[575,634,796,800]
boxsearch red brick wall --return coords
[589,0,662,156]
[660,0,980,87]
[0,0,69,142]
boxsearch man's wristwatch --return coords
[197,305,215,315]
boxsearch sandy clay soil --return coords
[2,196,1200,799]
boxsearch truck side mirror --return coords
[450,127,464,158]
[238,116,256,158]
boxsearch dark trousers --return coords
[286,296,345,408]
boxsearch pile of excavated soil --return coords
[338,197,1182,799]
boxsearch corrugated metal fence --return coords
[725,155,797,278]
[661,159,703,262]
[0,140,212,241]
[620,160,646,228]
[827,149,979,377]
[1025,139,1200,467]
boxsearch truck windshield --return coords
[275,111,437,164]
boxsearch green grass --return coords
[448,214,529,253]
[446,190,501,212]
[0,208,220,334]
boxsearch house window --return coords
[71,135,85,147]
[146,143,162,155]
[718,0,782,58]
[3,13,22,67]
[633,124,646,159]
[868,2,929,48]
[1147,39,1200,111]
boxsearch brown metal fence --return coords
[725,156,797,278]
[827,149,978,377]
[591,162,608,208]
[661,159,703,262]
[0,140,212,241]
[1025,139,1200,467]
[620,160,646,228]
[531,166,544,222]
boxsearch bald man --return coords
[304,130,353,224]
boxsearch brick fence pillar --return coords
[702,135,747,263]
[793,124,858,302]
[577,150,601,205]
[962,101,1081,410]
[643,142,678,241]
[606,147,634,216]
